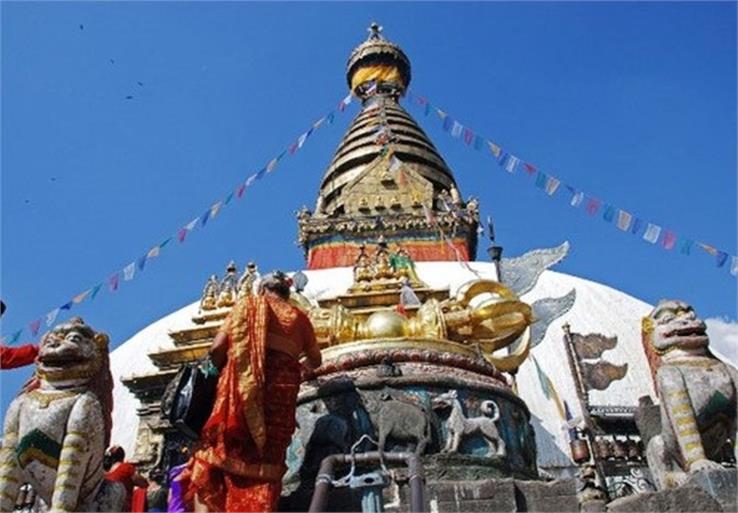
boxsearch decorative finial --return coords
[368,22,383,40]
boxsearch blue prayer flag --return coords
[602,205,615,223]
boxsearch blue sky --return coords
[1,2,736,412]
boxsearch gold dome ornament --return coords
[347,22,411,99]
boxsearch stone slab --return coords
[514,478,579,512]
[684,468,737,513]
[606,485,723,512]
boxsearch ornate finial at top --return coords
[368,22,383,40]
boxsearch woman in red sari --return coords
[186,271,322,512]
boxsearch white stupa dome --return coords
[109,261,724,472]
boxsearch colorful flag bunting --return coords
[631,217,643,235]
[210,201,223,219]
[224,192,234,205]
[505,155,520,174]
[109,273,120,291]
[473,135,484,151]
[716,251,728,267]
[617,210,632,231]
[487,141,502,158]
[266,158,278,173]
[327,112,335,124]
[731,256,738,276]
[91,283,103,300]
[661,230,677,250]
[602,204,615,223]
[523,163,537,176]
[535,172,547,189]
[680,239,693,255]
[237,183,247,198]
[643,223,662,244]
[137,255,147,271]
[160,237,173,248]
[442,116,453,132]
[46,308,60,326]
[29,319,41,336]
[586,198,601,216]
[297,130,310,149]
[73,290,90,304]
[463,128,474,145]
[123,263,136,281]
[570,191,584,208]
[698,242,719,256]
[201,209,210,227]
[256,168,266,180]
[313,116,326,130]
[545,177,561,196]
[9,331,22,345]
[60,302,73,311]
[177,228,187,243]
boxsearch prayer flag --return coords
[616,210,632,231]
[422,205,435,224]
[416,94,428,106]
[201,209,210,227]
[389,156,402,173]
[210,201,223,219]
[185,218,198,231]
[237,183,247,197]
[297,130,310,149]
[29,319,41,336]
[313,116,326,130]
[730,256,738,276]
[497,153,509,167]
[245,174,258,187]
[631,217,643,235]
[643,223,661,244]
[90,283,103,300]
[9,331,22,345]
[224,192,234,205]
[364,81,377,96]
[123,262,136,281]
[436,108,448,121]
[159,237,173,248]
[108,273,120,291]
[177,228,187,243]
[73,290,90,304]
[288,141,298,155]
[442,116,453,132]
[545,176,561,196]
[533,355,552,399]
[586,198,601,216]
[137,255,147,271]
[535,172,547,189]
[473,135,484,151]
[523,163,537,176]
[327,112,335,124]
[423,102,431,116]
[256,168,266,180]
[60,302,73,311]
[698,242,719,256]
[716,251,728,267]
[487,141,502,158]
[505,156,520,174]
[46,308,60,327]
[570,191,584,208]
[661,230,677,250]
[266,158,278,173]
[463,127,474,145]
[602,204,615,223]
[679,238,693,255]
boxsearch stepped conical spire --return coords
[298,24,479,270]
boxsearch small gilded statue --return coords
[200,275,220,311]
[237,262,260,299]
[217,261,239,308]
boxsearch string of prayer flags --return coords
[406,90,735,277]
[1,95,354,344]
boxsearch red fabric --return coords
[0,344,38,369]
[307,240,470,269]
[131,487,147,513]
[106,462,136,511]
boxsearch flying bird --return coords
[137,81,144,86]
[125,95,134,100]
[79,24,84,31]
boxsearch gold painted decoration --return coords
[350,64,405,92]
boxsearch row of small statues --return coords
[353,238,421,287]
[200,261,260,311]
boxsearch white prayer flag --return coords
[147,246,161,259]
[730,256,738,276]
[545,177,560,195]
[451,121,463,138]
[123,263,136,281]
[210,201,223,219]
[570,191,584,207]
[643,223,661,244]
[266,158,278,173]
[505,156,520,173]
[46,308,60,327]
[297,132,308,149]
[616,210,632,231]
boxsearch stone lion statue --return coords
[642,300,737,489]
[0,317,125,512]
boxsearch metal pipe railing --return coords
[307,451,426,513]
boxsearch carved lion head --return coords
[37,317,109,382]
[643,300,709,357]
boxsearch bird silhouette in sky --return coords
[110,59,115,64]
[79,24,84,31]
[125,95,134,100]
[137,81,144,86]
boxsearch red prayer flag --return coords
[289,141,299,155]
[463,128,474,145]
[29,319,41,336]
[108,273,120,292]
[661,230,677,250]
[178,228,187,242]
[586,198,602,216]
[523,163,537,176]
[237,183,246,198]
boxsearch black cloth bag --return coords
[161,359,218,439]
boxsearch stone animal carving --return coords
[372,393,430,461]
[642,300,737,489]
[432,390,506,457]
[0,317,125,512]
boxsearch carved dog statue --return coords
[432,390,506,457]
[642,300,737,489]
[0,318,125,512]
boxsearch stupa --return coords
[113,24,736,513]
